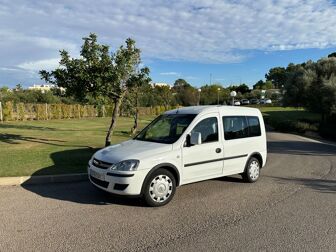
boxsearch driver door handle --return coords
[215,148,222,153]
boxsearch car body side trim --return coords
[184,154,248,167]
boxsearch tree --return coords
[228,84,250,94]
[265,67,286,88]
[282,63,308,107]
[199,84,227,105]
[173,79,190,89]
[40,33,150,146]
[253,80,273,90]
[253,80,264,90]
[305,58,336,121]
[328,52,336,58]
[15,83,23,91]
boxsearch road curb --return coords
[0,173,88,186]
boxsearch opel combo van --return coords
[88,106,267,207]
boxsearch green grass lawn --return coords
[257,106,321,133]
[0,116,154,177]
[0,106,322,177]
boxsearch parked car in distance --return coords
[88,106,267,207]
[234,101,241,106]
[265,99,272,104]
[250,98,259,104]
[240,99,250,105]
[259,99,266,104]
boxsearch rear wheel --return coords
[242,157,260,183]
[143,169,176,207]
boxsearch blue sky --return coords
[1,0,336,88]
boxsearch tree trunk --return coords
[131,92,139,134]
[131,108,139,134]
[105,97,123,146]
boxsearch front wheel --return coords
[242,157,260,183]
[143,169,176,207]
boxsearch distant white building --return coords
[28,84,65,94]
[152,82,172,89]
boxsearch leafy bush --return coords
[264,117,318,134]
[35,104,50,120]
[62,104,71,119]
[3,101,13,121]
[16,103,26,120]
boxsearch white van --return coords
[88,106,267,207]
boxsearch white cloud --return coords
[160,72,180,76]
[1,0,336,85]
[17,58,60,72]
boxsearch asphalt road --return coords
[1,132,336,251]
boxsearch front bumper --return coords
[88,163,149,196]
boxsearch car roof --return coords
[164,105,261,115]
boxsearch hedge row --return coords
[0,102,180,121]
[1,102,97,121]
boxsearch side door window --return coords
[247,116,261,137]
[191,117,219,143]
[222,116,248,140]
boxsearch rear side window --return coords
[223,116,248,140]
[191,117,218,143]
[223,116,261,140]
[247,116,261,137]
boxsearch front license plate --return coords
[90,169,105,181]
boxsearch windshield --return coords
[135,114,196,144]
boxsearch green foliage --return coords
[3,101,13,121]
[228,83,250,94]
[39,33,151,145]
[199,84,229,105]
[262,107,320,134]
[35,104,47,120]
[16,103,25,121]
[253,80,274,90]
[154,86,173,108]
[327,52,336,58]
[0,89,63,104]
[265,67,286,88]
[280,57,336,121]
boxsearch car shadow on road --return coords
[268,140,336,156]
[21,147,146,207]
[214,175,246,183]
[267,176,336,194]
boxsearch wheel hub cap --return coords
[149,175,173,203]
[249,160,260,180]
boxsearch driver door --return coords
[182,113,224,183]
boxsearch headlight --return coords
[109,160,140,171]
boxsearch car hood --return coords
[93,139,173,164]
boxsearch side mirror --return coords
[190,132,202,145]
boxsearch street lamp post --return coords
[230,91,237,106]
[217,88,220,105]
[197,88,201,106]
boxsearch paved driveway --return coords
[0,132,335,251]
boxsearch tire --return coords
[143,169,176,207]
[242,157,260,183]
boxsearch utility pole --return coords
[210,73,212,85]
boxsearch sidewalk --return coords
[0,173,88,186]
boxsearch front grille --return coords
[92,158,113,169]
[90,175,109,188]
